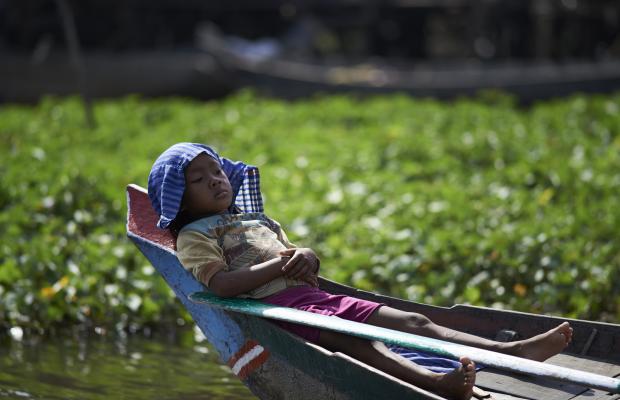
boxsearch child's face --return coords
[183,153,233,216]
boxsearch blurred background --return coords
[2,0,620,103]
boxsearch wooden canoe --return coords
[126,184,620,400]
[196,26,620,104]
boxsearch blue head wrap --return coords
[148,143,263,229]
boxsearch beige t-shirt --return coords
[176,212,306,298]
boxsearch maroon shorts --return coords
[261,286,383,344]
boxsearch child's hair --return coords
[147,142,264,231]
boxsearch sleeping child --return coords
[148,143,573,400]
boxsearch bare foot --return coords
[509,322,573,361]
[434,356,476,400]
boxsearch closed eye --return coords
[190,177,203,183]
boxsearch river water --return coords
[0,328,254,400]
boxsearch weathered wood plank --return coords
[569,388,620,400]
[483,391,529,400]
[547,353,620,377]
[476,368,586,400]
[471,353,620,400]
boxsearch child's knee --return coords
[405,313,432,331]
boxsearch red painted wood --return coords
[228,340,270,380]
[126,184,176,251]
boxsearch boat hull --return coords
[126,184,620,400]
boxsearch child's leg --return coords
[318,329,475,400]
[365,306,573,361]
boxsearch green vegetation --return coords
[1,91,619,335]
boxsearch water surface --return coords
[0,330,254,400]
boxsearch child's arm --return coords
[279,247,320,278]
[267,218,319,284]
[208,256,291,298]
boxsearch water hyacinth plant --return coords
[0,91,618,336]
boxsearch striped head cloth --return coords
[147,142,263,229]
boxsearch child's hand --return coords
[280,248,319,286]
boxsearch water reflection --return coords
[0,330,253,399]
